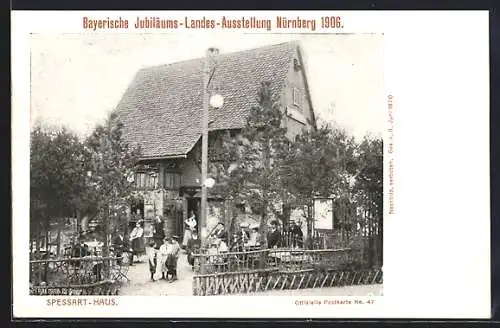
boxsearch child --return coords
[158,237,170,280]
[147,241,158,282]
[166,235,181,282]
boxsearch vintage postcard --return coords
[12,10,490,318]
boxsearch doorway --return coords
[129,199,144,231]
[186,197,200,233]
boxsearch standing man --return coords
[166,235,181,282]
[267,220,281,249]
[290,220,304,248]
[153,215,165,249]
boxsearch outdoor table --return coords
[268,249,312,267]
[86,241,104,256]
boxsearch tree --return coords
[211,82,289,246]
[282,123,357,245]
[84,112,141,259]
[208,130,245,234]
[350,135,383,267]
[30,124,89,255]
[353,136,383,234]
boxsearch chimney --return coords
[207,47,219,56]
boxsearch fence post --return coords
[56,216,63,257]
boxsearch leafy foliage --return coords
[354,136,383,219]
[210,82,290,243]
[30,113,141,250]
[84,113,141,237]
[281,123,359,242]
[208,82,383,247]
[30,125,89,219]
[283,124,357,205]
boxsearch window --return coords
[293,87,304,109]
[134,172,158,189]
[163,172,181,190]
[293,58,302,71]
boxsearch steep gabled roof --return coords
[115,41,299,160]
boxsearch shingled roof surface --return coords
[115,42,298,159]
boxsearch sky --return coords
[30,33,385,140]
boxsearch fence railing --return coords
[29,255,129,295]
[193,248,358,275]
[192,247,382,296]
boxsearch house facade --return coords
[114,41,317,238]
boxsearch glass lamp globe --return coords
[205,177,216,189]
[209,94,224,109]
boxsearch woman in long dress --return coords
[129,221,145,263]
[182,211,197,248]
[187,230,201,270]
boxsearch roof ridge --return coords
[141,40,299,71]
[117,40,300,159]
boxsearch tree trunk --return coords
[44,218,50,252]
[43,217,50,282]
[282,204,291,229]
[259,200,269,248]
[35,212,41,254]
[102,206,110,280]
[76,209,81,237]
[56,213,63,257]
[306,203,313,249]
[378,205,383,267]
[227,199,237,237]
[258,205,268,270]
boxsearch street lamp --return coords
[209,94,224,109]
[200,47,224,247]
[205,177,216,189]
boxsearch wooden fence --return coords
[192,247,382,296]
[29,256,128,295]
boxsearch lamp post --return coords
[200,47,224,247]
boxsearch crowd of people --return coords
[148,235,181,282]
[63,211,306,283]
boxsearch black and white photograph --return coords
[28,33,384,297]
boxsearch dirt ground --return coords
[118,249,383,296]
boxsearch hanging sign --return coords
[313,198,334,230]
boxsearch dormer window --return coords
[293,58,301,71]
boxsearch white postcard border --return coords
[12,10,490,318]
